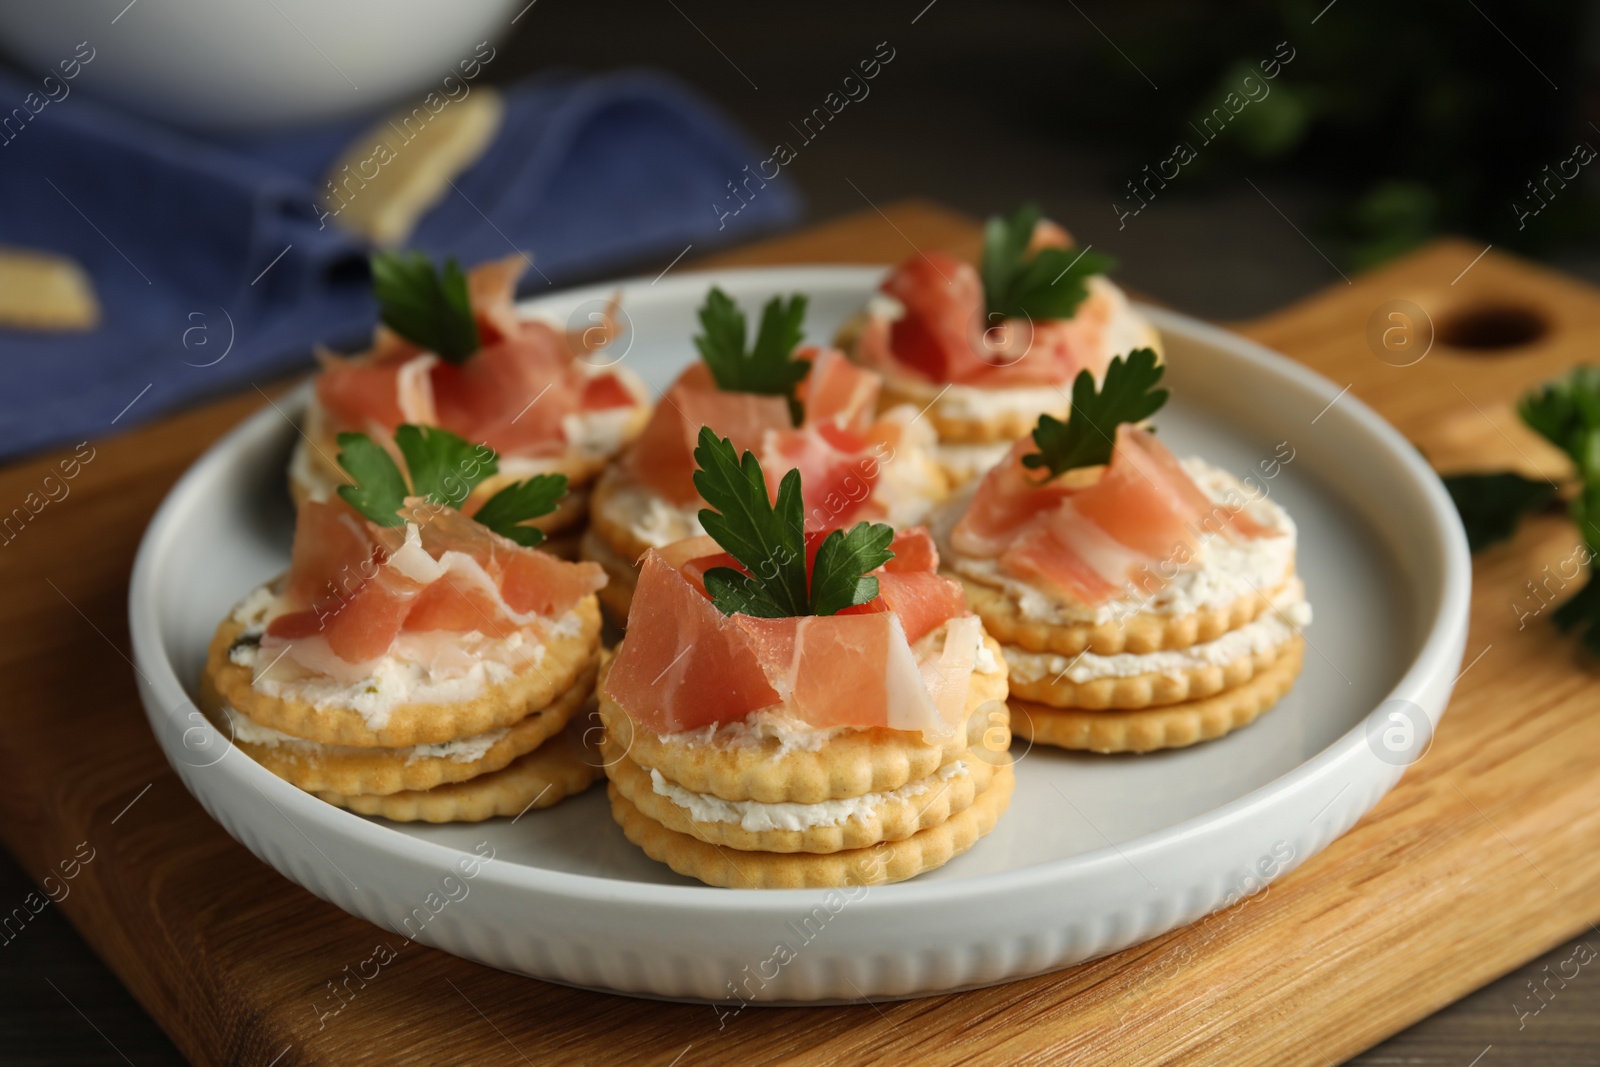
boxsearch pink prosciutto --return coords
[625,345,902,531]
[315,256,641,458]
[263,498,604,671]
[856,221,1122,389]
[952,425,1270,607]
[604,529,976,740]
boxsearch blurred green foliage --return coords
[1047,0,1593,267]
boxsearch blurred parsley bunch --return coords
[1053,0,1592,268]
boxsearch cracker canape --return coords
[932,350,1310,753]
[203,425,608,820]
[582,287,950,622]
[838,204,1162,484]
[290,253,652,556]
[597,429,1013,888]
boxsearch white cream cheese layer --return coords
[650,761,968,832]
[558,363,651,460]
[932,440,1017,484]
[935,460,1298,627]
[1004,580,1311,684]
[560,405,635,460]
[221,704,509,763]
[227,577,580,730]
[658,711,850,756]
[597,476,706,550]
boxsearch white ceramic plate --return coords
[129,267,1471,1003]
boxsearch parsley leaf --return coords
[1021,347,1168,478]
[692,428,894,618]
[336,425,561,545]
[473,474,568,548]
[1518,365,1600,481]
[982,203,1115,322]
[1441,472,1559,552]
[370,251,480,364]
[394,424,495,509]
[335,432,410,527]
[693,427,809,617]
[701,567,791,619]
[1448,366,1600,656]
[694,287,811,425]
[809,522,895,617]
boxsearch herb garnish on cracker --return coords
[692,427,894,618]
[335,424,566,546]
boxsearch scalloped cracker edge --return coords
[1011,636,1304,753]
[319,719,600,822]
[608,761,1014,888]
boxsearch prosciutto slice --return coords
[952,425,1270,607]
[605,529,975,741]
[856,220,1122,388]
[263,499,604,668]
[625,345,903,531]
[315,256,640,459]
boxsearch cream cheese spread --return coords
[227,578,576,730]
[221,704,509,763]
[650,760,968,831]
[1004,579,1310,684]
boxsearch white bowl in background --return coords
[0,0,520,132]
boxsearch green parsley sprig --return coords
[982,203,1116,323]
[1439,472,1559,552]
[692,427,895,618]
[1445,365,1600,653]
[370,251,480,363]
[1021,347,1168,479]
[694,287,811,425]
[334,424,566,547]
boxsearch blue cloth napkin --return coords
[0,69,800,460]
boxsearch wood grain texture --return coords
[0,205,1596,1067]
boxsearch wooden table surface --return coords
[2,202,1598,1066]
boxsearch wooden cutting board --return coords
[3,202,1597,1067]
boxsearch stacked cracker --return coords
[204,419,615,824]
[596,652,1015,889]
[946,462,1309,754]
[201,583,604,822]
[985,580,1308,754]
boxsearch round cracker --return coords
[958,574,1288,657]
[598,646,1011,803]
[219,661,594,795]
[1004,633,1292,710]
[603,738,1000,854]
[203,595,602,748]
[1011,636,1305,753]
[320,721,601,822]
[608,761,1015,888]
